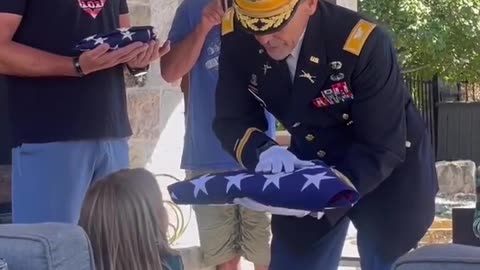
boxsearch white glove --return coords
[255,145,315,173]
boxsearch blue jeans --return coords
[11,138,129,224]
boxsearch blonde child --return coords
[80,168,183,270]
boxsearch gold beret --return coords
[233,0,301,34]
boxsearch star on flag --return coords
[191,174,215,198]
[225,173,253,193]
[262,172,291,191]
[93,37,108,45]
[301,172,335,191]
[120,30,135,41]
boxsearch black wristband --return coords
[73,57,85,77]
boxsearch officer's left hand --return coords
[255,145,315,174]
[127,40,170,69]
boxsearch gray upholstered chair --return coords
[0,223,95,270]
[393,243,480,270]
[393,174,480,269]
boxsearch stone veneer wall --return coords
[126,0,182,168]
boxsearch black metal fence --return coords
[436,102,480,165]
[403,74,439,155]
[403,73,480,163]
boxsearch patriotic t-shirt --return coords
[0,0,132,146]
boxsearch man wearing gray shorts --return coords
[161,0,276,269]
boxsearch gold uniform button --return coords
[305,134,315,141]
[342,113,350,120]
[317,150,326,158]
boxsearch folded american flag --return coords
[74,26,157,52]
[168,161,360,217]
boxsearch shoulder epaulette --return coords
[221,8,235,36]
[343,19,376,56]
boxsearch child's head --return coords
[79,168,174,270]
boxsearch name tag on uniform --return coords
[313,82,354,108]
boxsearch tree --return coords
[359,0,480,82]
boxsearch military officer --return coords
[212,0,439,269]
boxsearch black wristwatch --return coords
[127,65,149,77]
[72,56,85,77]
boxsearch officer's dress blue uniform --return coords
[213,1,439,270]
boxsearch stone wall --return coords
[423,160,478,244]
[126,0,182,168]
[436,160,477,197]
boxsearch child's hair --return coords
[79,168,175,270]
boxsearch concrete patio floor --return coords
[146,95,361,269]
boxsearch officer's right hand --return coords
[200,0,224,31]
[78,42,148,75]
[255,145,315,174]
